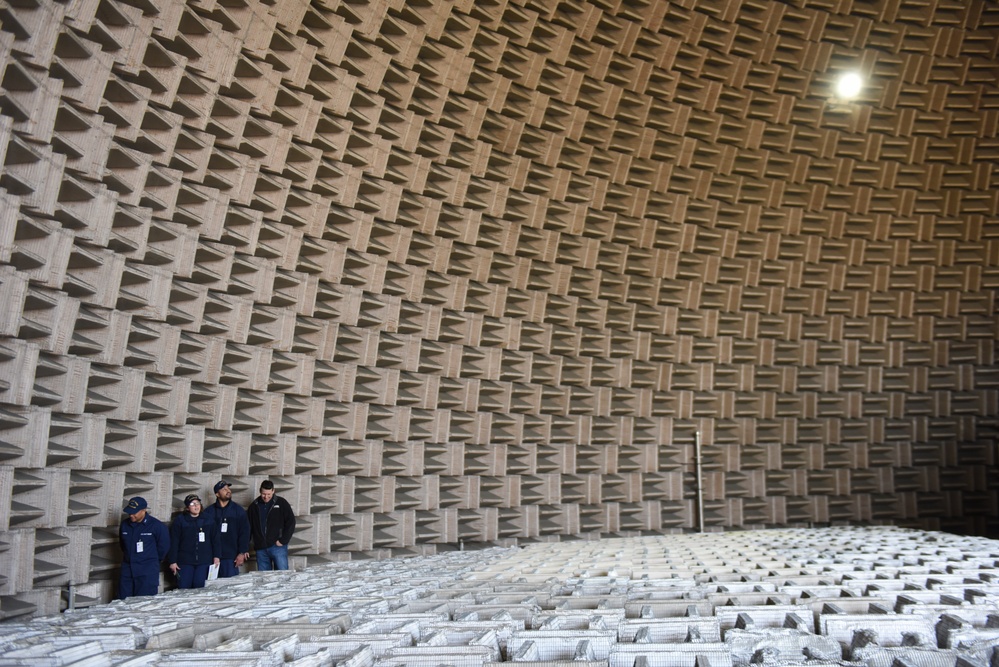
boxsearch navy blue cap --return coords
[123,497,147,515]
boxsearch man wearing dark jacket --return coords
[203,480,251,578]
[168,494,220,588]
[247,480,295,570]
[118,496,170,598]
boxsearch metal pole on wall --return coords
[695,431,705,533]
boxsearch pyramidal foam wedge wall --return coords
[0,0,998,617]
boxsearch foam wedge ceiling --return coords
[0,0,998,616]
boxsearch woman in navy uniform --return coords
[118,496,170,598]
[168,494,220,589]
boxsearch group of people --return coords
[117,480,296,598]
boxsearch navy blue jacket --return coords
[168,512,220,566]
[120,514,170,568]
[203,500,250,559]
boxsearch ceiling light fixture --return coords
[834,72,864,101]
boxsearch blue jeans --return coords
[255,544,288,571]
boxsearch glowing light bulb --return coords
[835,72,864,100]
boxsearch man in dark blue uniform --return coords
[168,494,220,589]
[118,496,169,599]
[202,480,251,578]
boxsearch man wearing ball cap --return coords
[118,496,169,599]
[203,480,251,578]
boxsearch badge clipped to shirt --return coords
[221,520,228,533]
[199,531,206,543]
[136,541,144,553]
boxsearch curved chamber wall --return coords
[0,0,997,617]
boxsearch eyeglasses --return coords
[188,500,201,506]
